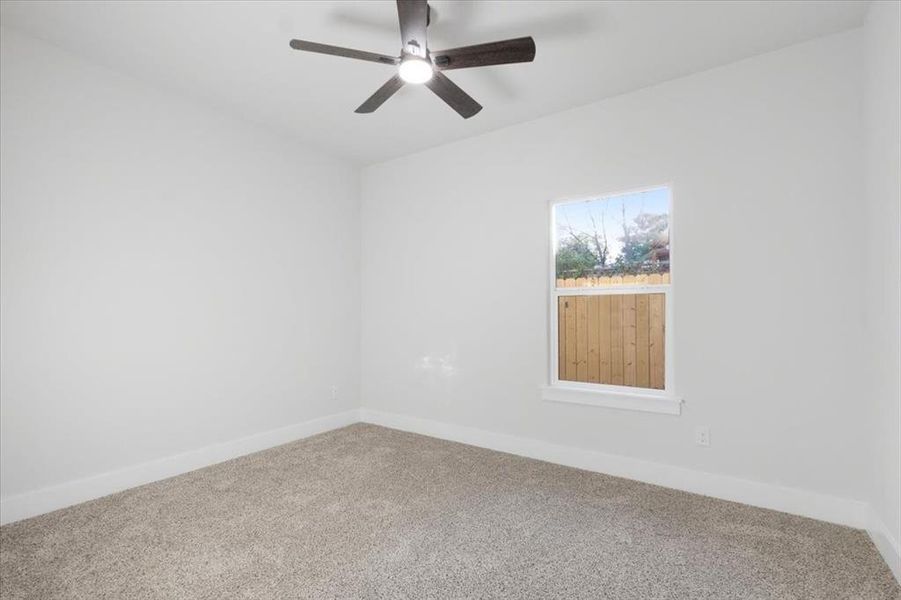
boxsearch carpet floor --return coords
[0,423,898,599]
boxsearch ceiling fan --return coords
[289,0,536,119]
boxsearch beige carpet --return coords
[1,423,898,599]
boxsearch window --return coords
[545,186,680,414]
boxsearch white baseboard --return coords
[359,409,869,530]
[0,409,361,526]
[868,507,901,583]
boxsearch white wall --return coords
[863,0,901,571]
[362,31,868,504]
[0,28,360,501]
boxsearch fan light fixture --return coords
[398,58,433,84]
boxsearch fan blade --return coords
[396,0,429,58]
[355,75,405,113]
[425,71,482,119]
[432,37,536,70]
[289,39,398,65]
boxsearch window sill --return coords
[541,384,682,415]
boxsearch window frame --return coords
[544,184,681,415]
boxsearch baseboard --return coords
[868,507,901,584]
[3,406,895,583]
[359,409,869,530]
[0,408,361,526]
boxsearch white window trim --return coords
[544,184,681,416]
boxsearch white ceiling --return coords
[0,1,867,164]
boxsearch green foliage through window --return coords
[554,188,670,280]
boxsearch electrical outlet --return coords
[695,426,710,447]
[330,386,338,400]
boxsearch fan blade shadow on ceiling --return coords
[330,4,452,39]
[331,12,397,34]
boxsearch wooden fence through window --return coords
[556,272,668,390]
